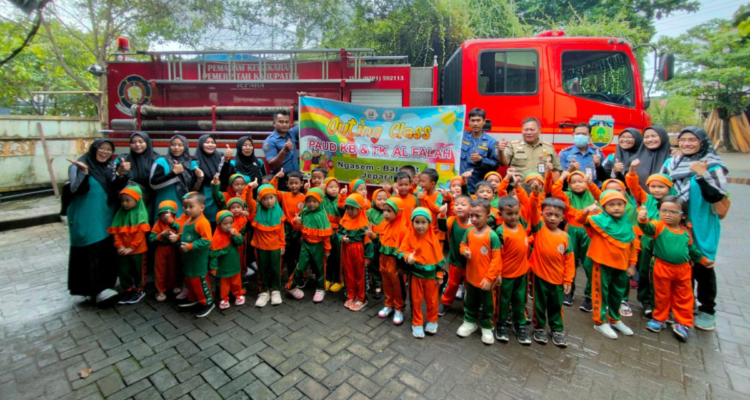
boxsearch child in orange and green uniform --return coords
[377,197,407,325]
[494,191,541,345]
[437,195,472,315]
[211,172,255,209]
[250,184,286,307]
[210,210,246,309]
[389,171,420,222]
[399,207,445,339]
[484,171,503,209]
[366,188,388,299]
[109,185,151,305]
[287,188,333,303]
[639,196,713,342]
[529,197,575,347]
[474,181,502,228]
[577,190,640,339]
[322,177,345,291]
[270,170,306,281]
[456,198,502,345]
[626,165,675,318]
[443,174,471,218]
[173,192,214,318]
[149,200,181,302]
[339,193,374,312]
[417,168,445,242]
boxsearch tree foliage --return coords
[647,95,700,127]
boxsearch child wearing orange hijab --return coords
[108,186,151,305]
[366,188,388,299]
[209,210,246,309]
[398,207,445,338]
[149,200,181,301]
[378,197,408,325]
[339,193,374,312]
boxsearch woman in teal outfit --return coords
[149,135,198,221]
[191,134,223,229]
[219,135,266,190]
[67,139,128,303]
[115,132,160,220]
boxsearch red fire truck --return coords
[104,31,673,157]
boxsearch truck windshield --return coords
[561,51,634,107]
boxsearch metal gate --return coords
[410,67,434,106]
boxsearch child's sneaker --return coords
[196,303,214,318]
[646,319,664,333]
[533,329,548,344]
[457,321,478,338]
[610,320,634,336]
[350,301,366,312]
[271,291,282,305]
[344,299,354,309]
[643,303,654,318]
[255,292,270,308]
[176,287,189,300]
[425,322,438,335]
[393,310,404,325]
[378,307,393,318]
[438,303,448,316]
[514,324,532,345]
[563,292,574,306]
[694,312,716,331]
[235,296,246,306]
[594,323,618,339]
[672,323,689,342]
[552,331,567,348]
[481,328,494,345]
[495,325,509,342]
[95,288,119,304]
[455,284,465,300]
[313,290,325,303]
[118,291,133,305]
[155,292,167,302]
[245,268,255,277]
[172,287,182,295]
[287,288,304,300]
[127,290,145,304]
[325,280,333,291]
[412,325,425,339]
[330,282,344,292]
[178,298,199,308]
[620,301,633,317]
[579,297,593,313]
[219,299,230,310]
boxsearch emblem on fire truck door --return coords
[589,115,615,148]
[116,75,152,116]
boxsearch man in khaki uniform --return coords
[499,117,562,180]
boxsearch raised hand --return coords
[172,160,184,175]
[546,161,554,172]
[340,185,348,197]
[593,154,601,167]
[689,160,709,175]
[461,169,474,179]
[248,178,259,189]
[638,206,647,220]
[284,139,294,152]
[194,167,204,179]
[293,213,302,225]
[212,173,220,185]
[365,224,374,239]
[224,144,233,160]
[66,158,89,174]
[583,204,600,216]
[303,179,310,192]
[470,148,482,163]
[117,157,131,174]
[504,168,515,181]
[613,158,624,173]
[274,168,285,180]
[629,158,641,173]
[497,137,508,153]
[382,182,392,194]
[439,203,448,216]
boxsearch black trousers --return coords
[68,236,118,297]
[692,261,717,315]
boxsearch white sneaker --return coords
[255,292,270,308]
[176,287,189,300]
[250,262,258,271]
[457,321,478,338]
[610,320,634,336]
[95,288,119,303]
[271,291,282,305]
[481,328,495,345]
[245,268,255,277]
[456,284,465,300]
[594,323,618,339]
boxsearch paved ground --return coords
[0,194,58,224]
[1,164,750,400]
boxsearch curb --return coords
[0,214,61,232]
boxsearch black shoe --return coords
[495,325,509,342]
[579,298,593,313]
[552,331,567,348]
[563,292,574,306]
[127,290,145,304]
[118,291,134,305]
[533,329,548,344]
[178,298,199,308]
[514,324,532,345]
[643,303,653,318]
[438,303,447,316]
[196,303,214,318]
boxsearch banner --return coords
[298,97,465,186]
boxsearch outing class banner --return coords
[298,97,466,186]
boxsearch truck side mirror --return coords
[658,54,675,82]
[483,119,492,131]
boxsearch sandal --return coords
[156,292,167,302]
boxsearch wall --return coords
[0,116,101,192]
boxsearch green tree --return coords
[647,95,700,127]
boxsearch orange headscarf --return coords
[210,210,234,250]
[398,207,444,266]
[380,197,405,248]
[339,193,369,230]
[602,179,626,191]
[566,170,587,183]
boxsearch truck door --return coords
[552,45,645,152]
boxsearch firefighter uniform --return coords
[504,140,562,177]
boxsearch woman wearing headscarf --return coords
[662,126,728,332]
[630,126,672,189]
[598,128,643,183]
[149,135,197,220]
[220,135,267,189]
[116,132,159,219]
[66,139,129,303]
[191,134,222,228]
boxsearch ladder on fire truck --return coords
[113,48,408,84]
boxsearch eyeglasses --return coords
[659,209,683,215]
[619,136,634,141]
[97,147,114,154]
[677,138,699,144]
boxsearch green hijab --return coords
[299,188,332,232]
[254,184,284,227]
[590,189,635,244]
[110,186,150,230]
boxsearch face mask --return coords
[574,134,589,147]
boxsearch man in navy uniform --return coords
[460,108,501,193]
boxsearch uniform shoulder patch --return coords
[542,141,553,146]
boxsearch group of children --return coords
[106,160,713,345]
